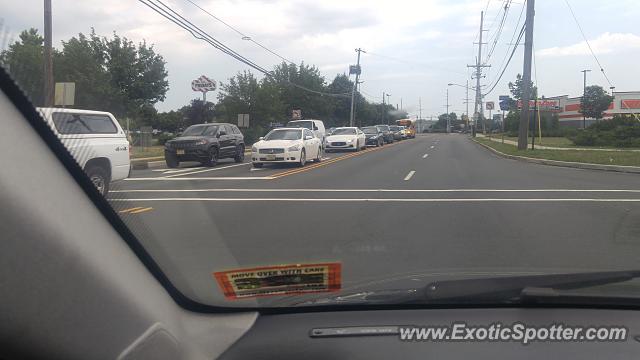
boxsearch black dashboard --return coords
[220,307,640,359]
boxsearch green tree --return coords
[508,73,538,102]
[0,28,46,105]
[580,85,614,120]
[181,99,216,126]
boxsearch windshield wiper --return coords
[423,270,640,303]
[295,270,640,306]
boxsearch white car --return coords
[251,128,322,168]
[324,127,366,152]
[37,107,130,196]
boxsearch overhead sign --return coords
[191,75,216,93]
[486,101,495,111]
[213,262,342,299]
[292,109,302,120]
[498,95,511,111]
[237,114,250,128]
[517,99,561,112]
[54,82,75,106]
[349,65,361,75]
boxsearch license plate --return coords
[177,149,185,155]
[266,154,276,160]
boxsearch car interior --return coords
[3,65,640,360]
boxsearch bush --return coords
[156,133,173,145]
[571,115,640,147]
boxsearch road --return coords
[109,134,640,306]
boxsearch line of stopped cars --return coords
[164,119,415,170]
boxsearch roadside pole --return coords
[501,110,505,143]
[43,0,54,107]
[349,48,364,127]
[518,0,535,150]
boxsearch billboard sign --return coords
[349,65,361,75]
[237,114,250,128]
[191,75,217,93]
[517,99,561,112]
[54,82,75,106]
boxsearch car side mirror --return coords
[217,130,226,137]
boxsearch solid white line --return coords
[110,188,640,193]
[109,198,640,202]
[163,163,251,178]
[404,171,416,181]
[124,177,273,181]
[422,154,429,158]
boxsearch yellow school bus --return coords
[396,119,416,138]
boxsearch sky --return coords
[1,0,639,119]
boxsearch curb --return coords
[130,150,252,170]
[473,139,640,175]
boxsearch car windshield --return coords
[5,0,640,312]
[264,129,302,141]
[286,121,313,129]
[332,128,356,135]
[181,125,217,136]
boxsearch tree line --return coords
[1,28,408,144]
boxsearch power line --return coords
[182,0,296,64]
[484,0,525,90]
[563,0,614,87]
[139,0,351,98]
[485,0,512,63]
[484,23,525,96]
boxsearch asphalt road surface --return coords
[108,134,640,306]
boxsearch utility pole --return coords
[43,0,54,107]
[349,48,364,127]
[467,11,490,138]
[418,97,422,121]
[382,91,385,125]
[581,69,591,129]
[517,0,536,150]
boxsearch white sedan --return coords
[251,128,322,168]
[324,127,366,152]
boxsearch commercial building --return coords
[548,91,640,128]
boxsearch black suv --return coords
[362,126,384,147]
[164,123,245,168]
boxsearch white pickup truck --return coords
[37,108,131,196]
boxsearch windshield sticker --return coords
[214,263,341,299]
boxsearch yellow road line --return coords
[128,207,154,214]
[119,207,144,213]
[271,141,402,179]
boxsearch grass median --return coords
[476,138,640,167]
[131,145,164,159]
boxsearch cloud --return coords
[537,32,640,57]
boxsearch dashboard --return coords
[220,307,640,359]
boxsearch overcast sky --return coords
[2,0,639,118]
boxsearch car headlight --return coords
[288,145,301,152]
[251,146,258,152]
[370,135,378,139]
[195,139,208,145]
[346,139,353,143]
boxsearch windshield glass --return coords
[331,128,356,135]
[5,0,640,311]
[264,129,302,141]
[286,121,313,130]
[181,125,217,136]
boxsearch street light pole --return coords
[385,93,391,124]
[581,69,591,129]
[446,88,450,133]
